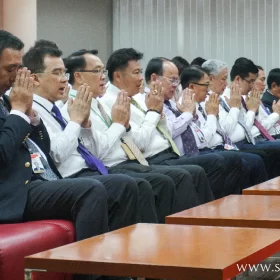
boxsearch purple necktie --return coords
[51,104,108,175]
[164,100,199,156]
[241,97,275,141]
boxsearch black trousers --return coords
[146,150,230,199]
[110,162,214,212]
[77,168,176,224]
[23,176,138,240]
[238,139,280,179]
[200,148,268,189]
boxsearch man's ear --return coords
[31,73,40,87]
[74,72,83,84]
[113,71,122,83]
[234,75,241,84]
[189,83,195,90]
[271,82,277,91]
[209,74,215,82]
[151,73,157,82]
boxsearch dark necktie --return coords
[198,104,238,149]
[51,104,108,175]
[0,99,58,180]
[164,100,199,156]
[219,97,256,144]
[240,97,275,141]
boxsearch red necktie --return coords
[241,97,275,141]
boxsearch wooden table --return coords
[25,223,280,280]
[243,176,280,195]
[166,195,280,228]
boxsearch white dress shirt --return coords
[32,94,97,177]
[196,102,224,148]
[256,101,280,136]
[220,87,261,142]
[61,89,128,167]
[101,84,171,158]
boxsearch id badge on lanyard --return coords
[190,123,206,143]
[31,153,45,174]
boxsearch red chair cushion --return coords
[0,220,75,280]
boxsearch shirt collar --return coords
[106,83,121,95]
[33,94,54,112]
[69,88,99,109]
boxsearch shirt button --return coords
[25,180,29,185]
[25,162,30,168]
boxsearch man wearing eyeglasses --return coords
[218,57,280,179]
[142,58,243,198]
[101,49,231,200]
[62,49,214,220]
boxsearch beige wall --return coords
[3,0,37,51]
[37,0,113,63]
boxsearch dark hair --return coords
[22,45,63,74]
[180,66,208,90]
[256,65,264,71]
[0,30,24,57]
[34,39,59,49]
[267,68,280,89]
[145,57,170,83]
[190,57,206,66]
[230,57,258,81]
[171,56,190,76]
[64,49,99,85]
[106,48,143,82]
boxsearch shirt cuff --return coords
[229,107,240,118]
[10,110,30,124]
[207,114,217,123]
[145,111,161,125]
[247,110,256,118]
[30,111,41,126]
[181,112,193,121]
[270,112,280,122]
[64,121,81,136]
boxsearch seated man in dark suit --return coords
[262,68,280,113]
[0,30,137,280]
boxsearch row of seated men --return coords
[1,29,280,280]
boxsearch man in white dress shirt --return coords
[62,49,211,219]
[21,43,146,242]
[145,58,245,196]
[219,57,280,179]
[181,64,268,188]
[101,48,230,199]
[258,68,280,139]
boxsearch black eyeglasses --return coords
[78,69,108,77]
[193,82,210,89]
[244,78,256,85]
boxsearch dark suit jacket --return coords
[0,95,61,223]
[261,89,279,113]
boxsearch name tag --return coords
[190,123,206,143]
[31,153,45,174]
[224,144,238,151]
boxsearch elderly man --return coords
[101,48,235,199]
[180,63,268,188]
[217,57,280,179]
[62,48,213,215]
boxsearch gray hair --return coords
[202,59,228,76]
